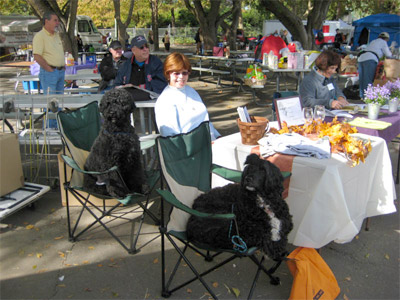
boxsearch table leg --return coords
[276,74,280,92]
[139,108,145,134]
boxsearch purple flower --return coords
[363,84,390,106]
[384,79,400,98]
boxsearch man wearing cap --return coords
[33,11,65,94]
[98,40,127,92]
[114,35,167,100]
[358,32,393,98]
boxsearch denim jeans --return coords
[39,68,65,95]
[358,60,377,99]
[39,68,65,128]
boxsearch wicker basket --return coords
[237,116,269,145]
[244,77,267,87]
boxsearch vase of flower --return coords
[384,79,400,113]
[363,83,390,120]
[368,103,381,120]
[388,98,399,113]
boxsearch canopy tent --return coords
[352,13,400,50]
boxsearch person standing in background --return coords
[76,34,84,52]
[195,28,202,55]
[163,31,170,52]
[33,11,65,95]
[148,30,154,52]
[358,32,393,99]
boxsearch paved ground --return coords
[0,46,399,300]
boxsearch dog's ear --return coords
[262,160,284,196]
[244,153,260,166]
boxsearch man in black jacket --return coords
[98,40,127,92]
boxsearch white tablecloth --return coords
[212,132,397,248]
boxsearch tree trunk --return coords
[260,0,332,50]
[183,0,233,51]
[150,0,160,51]
[113,0,135,49]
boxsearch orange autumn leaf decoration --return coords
[270,117,371,166]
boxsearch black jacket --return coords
[98,54,127,91]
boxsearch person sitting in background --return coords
[300,50,349,109]
[358,32,393,99]
[155,52,220,140]
[114,35,167,100]
[98,40,127,92]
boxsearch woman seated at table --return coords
[299,50,349,109]
[155,52,220,140]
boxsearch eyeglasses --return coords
[139,44,149,50]
[171,71,189,76]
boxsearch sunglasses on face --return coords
[171,71,189,76]
[139,44,149,50]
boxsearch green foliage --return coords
[1,0,35,15]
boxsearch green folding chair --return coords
[57,101,160,254]
[156,121,289,299]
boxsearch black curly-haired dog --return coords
[187,154,293,261]
[83,88,145,198]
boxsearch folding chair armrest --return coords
[140,134,160,151]
[212,164,242,183]
[156,189,235,220]
[61,154,118,175]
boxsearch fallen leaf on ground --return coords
[153,258,159,264]
[345,276,351,281]
[231,287,240,298]
[82,260,90,264]
[58,251,65,258]
[32,265,37,269]
[37,269,48,273]
[88,246,95,250]
[54,236,64,240]
[57,284,66,288]
[84,288,91,292]
[112,292,119,297]
[344,294,349,300]
[218,90,222,93]
[36,253,43,258]
[26,225,34,230]
[384,254,390,260]
[212,282,219,288]
[355,235,359,239]
[97,264,103,267]
[365,253,370,258]
[186,288,192,294]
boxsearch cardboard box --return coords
[57,152,120,207]
[383,59,400,79]
[0,133,24,196]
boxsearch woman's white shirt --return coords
[155,85,220,140]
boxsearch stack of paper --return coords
[237,106,251,122]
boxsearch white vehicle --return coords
[75,15,104,51]
[0,15,103,53]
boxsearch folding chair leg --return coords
[247,255,265,300]
[249,254,280,285]
[165,235,219,299]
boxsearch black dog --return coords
[187,154,293,261]
[83,88,145,198]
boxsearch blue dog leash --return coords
[228,204,248,253]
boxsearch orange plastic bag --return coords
[286,247,340,300]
